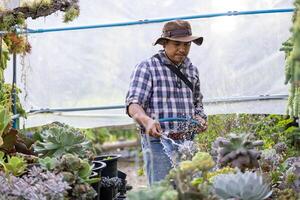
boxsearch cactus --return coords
[212,133,263,171]
[213,171,272,200]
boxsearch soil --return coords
[118,160,147,191]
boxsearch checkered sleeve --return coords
[193,67,207,120]
[125,61,152,117]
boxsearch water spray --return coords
[158,117,201,167]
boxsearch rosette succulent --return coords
[211,133,263,171]
[179,152,215,173]
[33,123,93,158]
[259,149,281,172]
[213,171,272,200]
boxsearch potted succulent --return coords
[93,154,122,200]
[93,154,121,178]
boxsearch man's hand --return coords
[128,103,161,138]
[145,118,162,138]
[194,115,208,132]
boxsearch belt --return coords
[167,132,193,140]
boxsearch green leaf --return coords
[5,155,27,176]
[39,157,57,170]
[78,160,92,179]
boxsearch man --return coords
[125,20,208,185]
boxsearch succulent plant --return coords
[100,177,122,188]
[272,188,299,200]
[33,123,94,158]
[210,137,227,161]
[0,166,70,199]
[284,156,300,169]
[285,162,300,192]
[206,167,236,183]
[178,152,215,173]
[167,152,216,200]
[259,149,281,172]
[0,151,27,176]
[38,156,57,171]
[211,133,263,171]
[274,142,288,154]
[213,171,272,200]
[47,154,99,184]
[72,183,97,200]
[127,182,178,200]
[45,154,98,199]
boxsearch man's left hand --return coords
[194,115,208,132]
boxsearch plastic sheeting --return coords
[4,0,294,128]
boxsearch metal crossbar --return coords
[0,8,294,35]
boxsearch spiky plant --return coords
[213,171,272,200]
[211,133,263,171]
[33,123,94,159]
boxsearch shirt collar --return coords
[158,50,191,69]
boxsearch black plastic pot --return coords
[92,160,107,176]
[100,186,115,200]
[90,171,101,200]
[91,162,106,200]
[94,155,121,178]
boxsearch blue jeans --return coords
[141,134,179,185]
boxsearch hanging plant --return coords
[0,38,10,81]
[4,33,31,54]
[0,0,80,114]
[0,0,80,22]
[0,0,80,71]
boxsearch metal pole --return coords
[0,8,292,35]
[12,53,19,129]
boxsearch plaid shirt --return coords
[126,50,206,133]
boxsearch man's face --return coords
[164,40,191,65]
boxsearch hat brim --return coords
[153,36,203,46]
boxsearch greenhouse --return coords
[0,0,299,199]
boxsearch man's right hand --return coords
[145,118,162,138]
[128,103,161,138]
